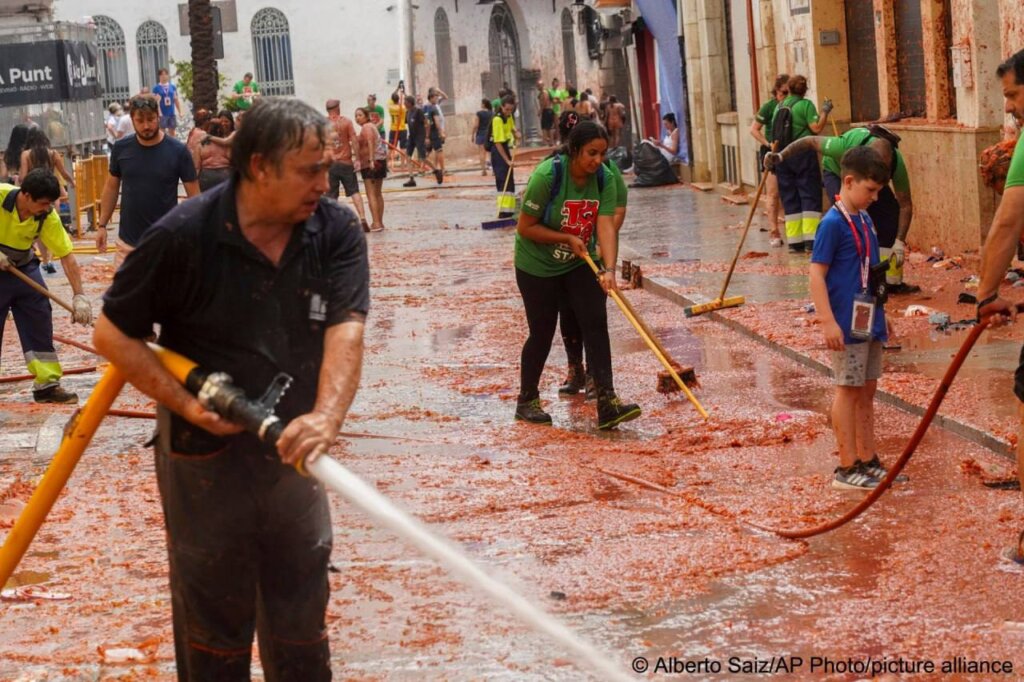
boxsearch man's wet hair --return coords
[566,120,609,158]
[997,48,1024,85]
[21,168,61,201]
[840,146,890,185]
[773,73,790,94]
[231,98,327,180]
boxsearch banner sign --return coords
[0,40,101,106]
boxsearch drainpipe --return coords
[405,0,417,95]
[746,0,759,110]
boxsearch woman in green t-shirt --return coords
[513,120,641,430]
[750,73,788,247]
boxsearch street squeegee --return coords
[0,345,631,682]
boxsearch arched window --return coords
[252,8,295,96]
[434,9,455,115]
[94,15,130,108]
[488,4,520,100]
[136,20,169,89]
[561,9,577,90]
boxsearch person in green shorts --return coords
[551,111,628,400]
[765,75,832,252]
[513,119,641,430]
[231,73,260,111]
[766,123,918,293]
[749,73,789,247]
[975,47,1024,566]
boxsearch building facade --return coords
[53,0,405,118]
[681,0,1024,254]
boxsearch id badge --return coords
[850,292,876,340]
[164,96,171,107]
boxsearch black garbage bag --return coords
[606,146,632,173]
[632,142,679,187]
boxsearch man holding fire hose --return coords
[93,98,370,679]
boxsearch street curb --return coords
[642,275,1015,460]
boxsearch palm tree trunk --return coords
[189,0,218,112]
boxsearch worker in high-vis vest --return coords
[0,169,92,403]
[491,95,518,218]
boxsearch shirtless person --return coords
[325,99,369,232]
[605,95,626,148]
[538,81,554,146]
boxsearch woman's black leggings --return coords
[516,265,613,402]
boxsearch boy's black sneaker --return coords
[403,178,417,188]
[862,455,908,482]
[597,393,641,430]
[558,364,586,395]
[832,461,879,490]
[434,169,444,185]
[33,385,78,404]
[515,398,552,425]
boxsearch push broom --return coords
[684,144,774,318]
[581,253,708,419]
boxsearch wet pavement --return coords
[1,171,1024,679]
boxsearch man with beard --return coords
[96,95,198,267]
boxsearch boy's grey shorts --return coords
[831,340,883,387]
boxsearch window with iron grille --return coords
[137,20,169,91]
[435,9,455,115]
[561,9,577,88]
[251,8,295,96]
[95,15,130,108]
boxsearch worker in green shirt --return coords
[749,73,789,247]
[514,119,641,430]
[766,75,832,252]
[491,96,518,217]
[766,124,918,293]
[975,47,1024,566]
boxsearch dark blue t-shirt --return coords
[152,82,177,117]
[811,205,888,344]
[109,134,196,246]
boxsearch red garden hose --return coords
[756,313,997,539]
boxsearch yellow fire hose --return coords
[581,253,709,419]
[0,345,200,590]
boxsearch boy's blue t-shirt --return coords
[153,83,176,117]
[811,205,888,345]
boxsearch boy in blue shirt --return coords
[810,146,899,490]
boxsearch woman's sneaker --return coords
[515,398,552,425]
[862,455,908,482]
[832,461,880,490]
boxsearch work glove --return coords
[0,251,10,270]
[763,152,783,171]
[71,294,92,325]
[891,238,906,268]
[822,98,834,115]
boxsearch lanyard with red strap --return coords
[833,195,872,293]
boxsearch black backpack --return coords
[771,101,795,148]
[484,113,506,152]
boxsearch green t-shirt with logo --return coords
[515,154,616,277]
[821,128,911,193]
[773,95,818,140]
[233,80,260,110]
[1004,135,1024,190]
[755,99,779,143]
